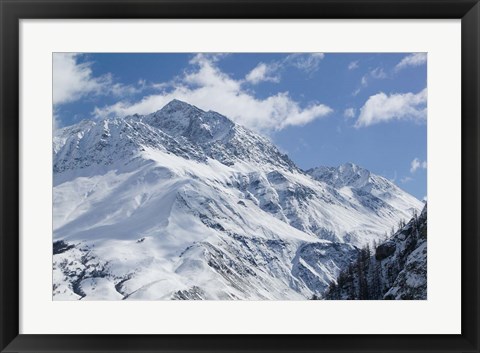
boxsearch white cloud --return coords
[354,67,387,95]
[395,53,427,71]
[93,54,333,132]
[53,53,104,105]
[355,88,427,128]
[410,159,420,173]
[343,108,356,119]
[370,67,387,79]
[361,75,369,87]
[244,53,325,85]
[109,78,141,97]
[348,61,359,70]
[245,63,280,84]
[286,53,325,73]
[400,176,413,183]
[53,53,140,106]
[410,158,427,173]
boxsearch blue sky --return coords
[53,52,427,199]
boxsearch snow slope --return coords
[53,99,423,300]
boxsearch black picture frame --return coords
[1,0,479,352]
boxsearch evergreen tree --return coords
[371,260,383,299]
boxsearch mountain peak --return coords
[143,99,236,145]
[338,162,369,178]
[160,99,202,113]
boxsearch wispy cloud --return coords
[361,76,369,87]
[53,53,105,105]
[352,88,361,97]
[343,108,356,119]
[244,53,325,85]
[53,53,141,106]
[389,170,397,183]
[355,88,427,128]
[410,158,427,173]
[286,53,325,73]
[93,54,333,132]
[348,61,359,70]
[353,67,387,95]
[245,63,281,84]
[370,67,387,79]
[400,176,413,183]
[53,111,60,131]
[395,53,427,71]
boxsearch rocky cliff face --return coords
[323,204,427,300]
[52,99,423,300]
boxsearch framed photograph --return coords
[1,0,479,352]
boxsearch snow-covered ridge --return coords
[53,99,423,300]
[307,163,420,219]
[54,99,296,176]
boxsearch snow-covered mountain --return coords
[323,204,427,300]
[53,99,423,300]
[307,163,420,228]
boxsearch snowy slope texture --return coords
[53,99,423,300]
[323,203,427,300]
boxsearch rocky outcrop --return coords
[375,241,396,261]
[323,204,427,300]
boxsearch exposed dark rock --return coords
[53,240,75,255]
[375,241,396,261]
[172,286,205,300]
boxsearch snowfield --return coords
[53,99,423,300]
